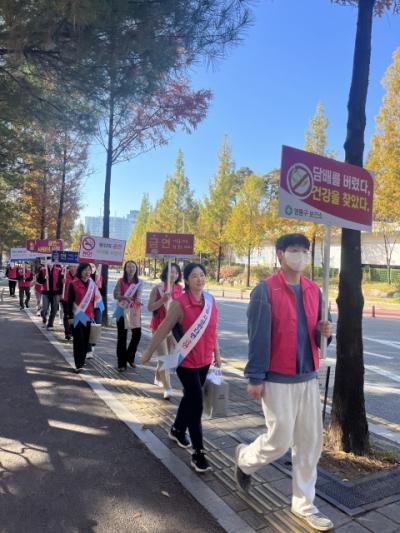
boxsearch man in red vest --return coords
[6,262,18,296]
[234,233,333,532]
[17,263,33,310]
[37,260,63,329]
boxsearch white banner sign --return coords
[9,248,47,261]
[78,235,126,266]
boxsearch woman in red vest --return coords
[113,261,142,372]
[6,263,17,297]
[16,263,33,310]
[148,262,183,400]
[60,264,77,341]
[142,263,221,473]
[67,263,96,373]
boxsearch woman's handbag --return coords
[124,307,137,329]
[89,322,102,344]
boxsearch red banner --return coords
[26,239,64,254]
[145,232,194,258]
[279,146,374,231]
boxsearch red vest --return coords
[119,278,141,309]
[71,278,95,319]
[264,271,320,376]
[61,271,76,302]
[41,265,62,293]
[17,268,32,289]
[150,283,183,330]
[178,291,218,369]
[6,267,17,280]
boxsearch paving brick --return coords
[222,492,250,513]
[376,501,400,524]
[257,465,287,483]
[269,477,292,497]
[238,508,268,530]
[206,479,232,497]
[335,522,376,532]
[356,510,399,533]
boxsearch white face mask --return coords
[284,251,309,272]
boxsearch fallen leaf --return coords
[161,491,170,497]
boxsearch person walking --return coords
[141,263,221,473]
[16,263,33,310]
[113,261,142,372]
[67,263,96,373]
[5,263,17,297]
[37,260,63,329]
[60,264,77,340]
[86,263,104,359]
[234,233,333,532]
[148,262,183,399]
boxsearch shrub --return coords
[219,265,244,281]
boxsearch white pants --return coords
[238,379,322,515]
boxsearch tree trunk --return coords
[328,0,373,455]
[40,175,47,240]
[311,231,316,280]
[56,134,68,240]
[216,245,222,282]
[101,93,115,326]
[246,247,251,287]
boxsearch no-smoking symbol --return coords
[287,163,313,199]
[82,236,96,251]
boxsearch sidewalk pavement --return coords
[2,289,400,532]
[0,299,226,533]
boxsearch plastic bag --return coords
[203,368,229,418]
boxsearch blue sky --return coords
[81,0,400,220]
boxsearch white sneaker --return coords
[86,353,94,360]
[163,389,173,400]
[292,511,333,531]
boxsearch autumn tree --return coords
[303,102,336,279]
[125,194,152,263]
[328,0,400,455]
[196,136,236,281]
[367,48,400,283]
[70,222,86,251]
[225,174,267,286]
[150,150,198,234]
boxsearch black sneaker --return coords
[169,427,191,449]
[191,450,211,473]
[234,444,252,491]
[25,302,29,308]
[20,307,24,311]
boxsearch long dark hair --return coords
[77,263,91,280]
[183,263,206,292]
[160,262,182,283]
[123,261,139,284]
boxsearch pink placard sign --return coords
[279,145,374,231]
[145,232,194,258]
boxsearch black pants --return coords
[41,294,60,327]
[19,287,31,308]
[72,322,91,369]
[61,301,72,338]
[8,280,16,296]
[116,317,141,368]
[174,364,210,452]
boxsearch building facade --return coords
[85,210,138,241]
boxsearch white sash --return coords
[118,280,142,309]
[73,279,96,316]
[158,291,214,370]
